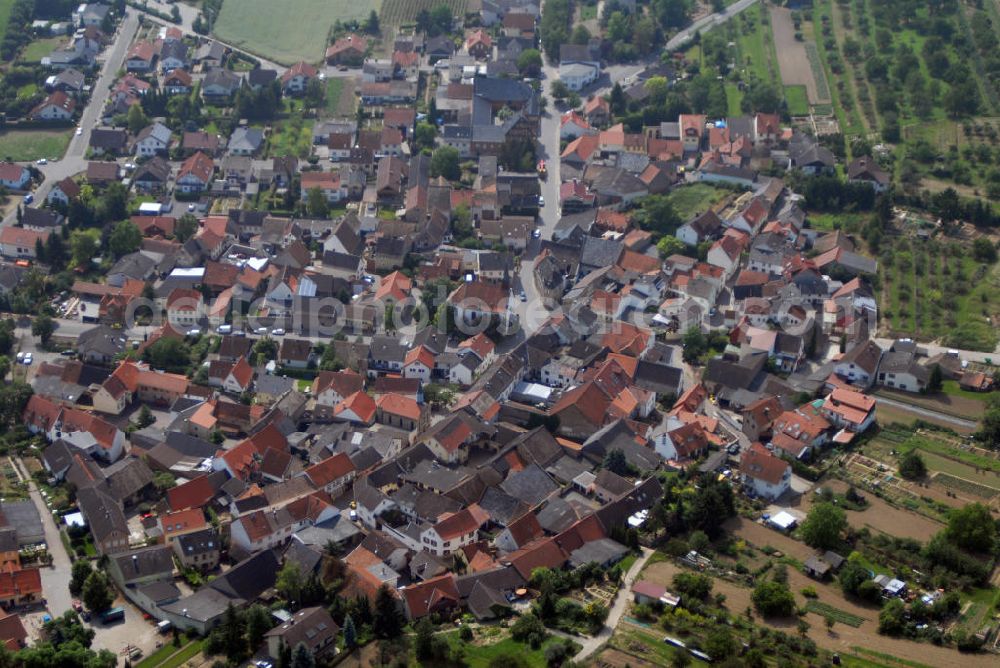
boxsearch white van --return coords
[157,620,172,634]
[217,324,232,334]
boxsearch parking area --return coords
[89,597,162,664]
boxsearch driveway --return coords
[15,458,74,619]
[571,547,654,662]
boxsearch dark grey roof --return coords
[0,500,43,545]
[567,537,628,568]
[209,549,279,600]
[499,464,558,507]
[633,360,682,397]
[109,251,156,279]
[466,580,512,620]
[579,236,622,269]
[544,455,591,485]
[535,497,585,534]
[103,456,154,502]
[112,545,174,582]
[76,486,127,544]
[478,487,527,526]
[77,323,127,356]
[283,538,323,575]
[176,528,220,558]
[89,128,128,150]
[369,335,408,364]
[21,207,61,228]
[455,565,526,599]
[137,580,181,605]
[0,528,17,552]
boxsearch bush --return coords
[459,625,473,641]
[510,613,547,649]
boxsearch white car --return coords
[217,325,232,334]
[532,229,541,239]
[271,328,285,336]
[75,128,82,136]
[36,158,47,165]
[538,195,545,207]
[186,328,201,337]
[255,327,268,335]
[22,353,32,365]
[15,352,24,363]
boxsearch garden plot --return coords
[770,5,831,104]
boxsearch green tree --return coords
[44,611,96,648]
[291,642,314,668]
[342,614,356,649]
[413,122,437,151]
[245,604,271,650]
[364,8,379,34]
[306,187,329,218]
[751,580,795,617]
[704,628,737,660]
[413,617,434,660]
[136,405,155,429]
[372,584,403,639]
[898,450,927,480]
[657,235,686,258]
[945,502,997,553]
[174,213,199,242]
[516,48,543,77]
[487,654,528,668]
[142,338,191,373]
[81,571,113,613]
[672,572,712,600]
[603,448,630,476]
[108,220,141,259]
[69,560,93,596]
[800,502,847,550]
[878,598,907,635]
[127,105,148,135]
[32,315,55,346]
[69,229,100,267]
[971,237,998,263]
[430,146,461,181]
[276,561,304,604]
[681,326,707,363]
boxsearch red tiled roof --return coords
[741,443,789,485]
[401,573,458,619]
[335,391,377,423]
[303,453,356,487]
[376,393,421,421]
[167,475,216,511]
[0,569,42,600]
[432,504,488,541]
[508,537,567,579]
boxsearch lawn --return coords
[324,78,349,117]
[19,37,62,63]
[940,380,994,403]
[137,639,204,668]
[0,130,72,162]
[442,631,579,668]
[806,211,867,232]
[785,84,810,116]
[666,183,729,222]
[214,0,380,65]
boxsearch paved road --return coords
[571,547,654,663]
[874,394,979,431]
[2,11,141,228]
[15,458,74,618]
[665,0,761,50]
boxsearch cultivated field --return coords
[770,5,830,105]
[214,0,381,65]
[380,0,469,28]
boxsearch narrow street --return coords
[560,547,654,663]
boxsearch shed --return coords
[767,511,798,532]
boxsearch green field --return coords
[135,640,204,668]
[214,0,380,65]
[785,85,810,116]
[0,130,72,162]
